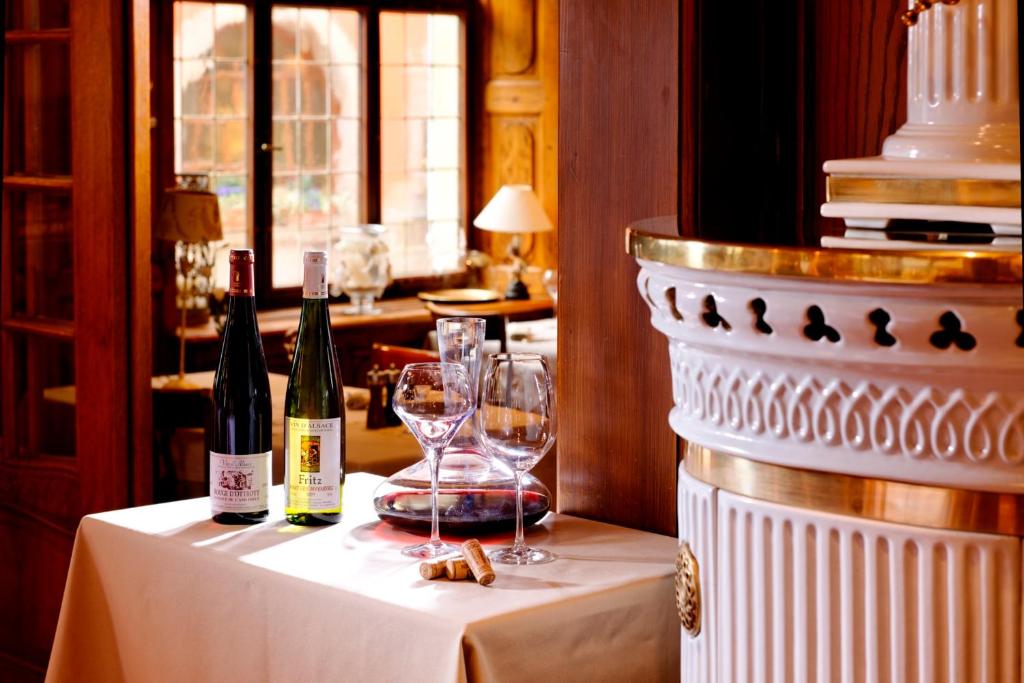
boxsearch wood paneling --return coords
[70,0,130,514]
[477,0,557,273]
[685,0,908,246]
[803,1,908,244]
[130,0,153,506]
[558,0,680,536]
[556,0,910,535]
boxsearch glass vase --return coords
[331,224,391,315]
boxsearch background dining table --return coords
[149,371,425,489]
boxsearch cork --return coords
[419,558,449,580]
[445,558,473,581]
[461,539,496,586]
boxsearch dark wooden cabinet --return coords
[0,1,151,678]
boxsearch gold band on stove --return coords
[684,445,1024,536]
[826,175,1021,208]
[626,224,1023,285]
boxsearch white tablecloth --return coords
[47,474,678,682]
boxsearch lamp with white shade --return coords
[473,184,553,300]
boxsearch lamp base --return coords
[504,278,530,300]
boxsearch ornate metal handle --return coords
[259,142,283,152]
[676,542,702,638]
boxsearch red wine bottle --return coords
[209,249,272,524]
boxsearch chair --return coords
[369,343,440,372]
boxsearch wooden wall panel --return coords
[681,0,908,247]
[476,0,557,276]
[70,0,130,515]
[803,1,908,243]
[129,0,153,506]
[558,0,680,536]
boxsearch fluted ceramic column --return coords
[882,0,1019,161]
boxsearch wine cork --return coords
[419,558,449,580]
[461,539,495,586]
[445,557,473,581]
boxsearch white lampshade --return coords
[473,184,553,234]
[156,188,223,243]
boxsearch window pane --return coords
[330,65,361,119]
[13,335,76,458]
[272,7,298,60]
[215,120,246,171]
[174,2,250,289]
[272,7,365,288]
[10,191,73,321]
[179,59,214,116]
[5,42,71,176]
[300,174,330,228]
[215,61,246,115]
[298,8,330,62]
[330,11,361,64]
[213,4,247,59]
[177,2,215,60]
[211,175,247,242]
[177,120,213,172]
[299,64,328,115]
[379,12,465,279]
[331,173,361,227]
[273,64,298,115]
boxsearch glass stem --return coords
[513,470,526,553]
[428,448,442,546]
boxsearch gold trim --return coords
[626,224,1022,286]
[675,542,702,638]
[826,175,1021,208]
[684,446,1024,536]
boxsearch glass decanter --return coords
[373,317,552,535]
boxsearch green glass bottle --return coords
[284,251,345,525]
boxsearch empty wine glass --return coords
[393,362,475,558]
[479,353,557,565]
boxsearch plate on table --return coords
[417,288,502,304]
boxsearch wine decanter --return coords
[373,317,552,534]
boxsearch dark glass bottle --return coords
[209,249,272,524]
[284,251,345,525]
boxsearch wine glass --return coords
[392,362,475,558]
[479,353,557,565]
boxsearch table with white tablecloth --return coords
[47,473,678,682]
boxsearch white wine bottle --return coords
[284,251,345,525]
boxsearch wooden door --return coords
[0,1,151,679]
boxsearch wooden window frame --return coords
[156,0,476,310]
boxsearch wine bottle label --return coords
[210,450,271,513]
[285,417,343,512]
[228,249,256,296]
[302,251,328,299]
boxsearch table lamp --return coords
[473,184,553,300]
[156,181,223,390]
